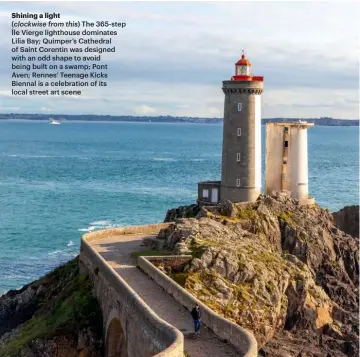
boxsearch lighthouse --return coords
[220,52,264,202]
[197,52,264,205]
[265,122,315,205]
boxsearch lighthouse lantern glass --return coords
[236,65,251,76]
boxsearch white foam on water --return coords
[90,220,112,226]
[48,249,65,256]
[78,219,121,233]
[4,274,29,279]
[4,154,92,160]
[47,246,78,258]
[77,225,97,232]
[152,157,177,162]
[7,154,53,158]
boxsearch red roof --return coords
[235,54,252,66]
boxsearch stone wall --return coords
[84,223,171,243]
[79,224,184,357]
[143,255,192,272]
[138,256,258,357]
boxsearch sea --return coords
[0,120,358,294]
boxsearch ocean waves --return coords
[78,219,117,232]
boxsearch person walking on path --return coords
[191,303,202,335]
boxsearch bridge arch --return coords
[106,317,128,357]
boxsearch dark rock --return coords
[164,204,200,222]
[219,200,236,217]
[333,205,359,238]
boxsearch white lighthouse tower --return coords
[265,122,315,205]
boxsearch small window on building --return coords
[236,179,241,187]
[202,189,209,198]
[284,127,289,133]
[237,128,242,136]
[284,141,288,148]
[237,103,242,112]
[236,153,241,162]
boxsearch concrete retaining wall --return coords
[84,222,171,243]
[139,256,258,357]
[80,223,183,357]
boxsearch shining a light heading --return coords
[12,12,61,21]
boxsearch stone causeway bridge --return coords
[80,223,258,357]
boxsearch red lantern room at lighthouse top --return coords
[231,52,264,82]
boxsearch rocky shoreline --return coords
[0,196,358,357]
[157,196,359,357]
[0,258,103,357]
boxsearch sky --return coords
[0,1,358,118]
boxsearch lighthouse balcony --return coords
[231,75,264,82]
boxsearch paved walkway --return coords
[90,233,240,357]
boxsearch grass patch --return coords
[196,238,223,247]
[297,232,308,243]
[169,273,188,288]
[187,237,223,259]
[188,239,205,259]
[278,211,296,228]
[235,205,258,221]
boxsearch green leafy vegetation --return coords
[0,258,102,356]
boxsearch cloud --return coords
[40,106,52,112]
[207,106,222,117]
[135,105,157,115]
[0,105,19,110]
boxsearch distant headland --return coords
[0,114,358,126]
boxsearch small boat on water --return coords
[49,118,60,125]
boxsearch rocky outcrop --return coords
[0,258,103,357]
[164,204,200,222]
[157,196,359,357]
[0,328,101,357]
[333,205,359,238]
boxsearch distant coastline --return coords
[0,114,358,126]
